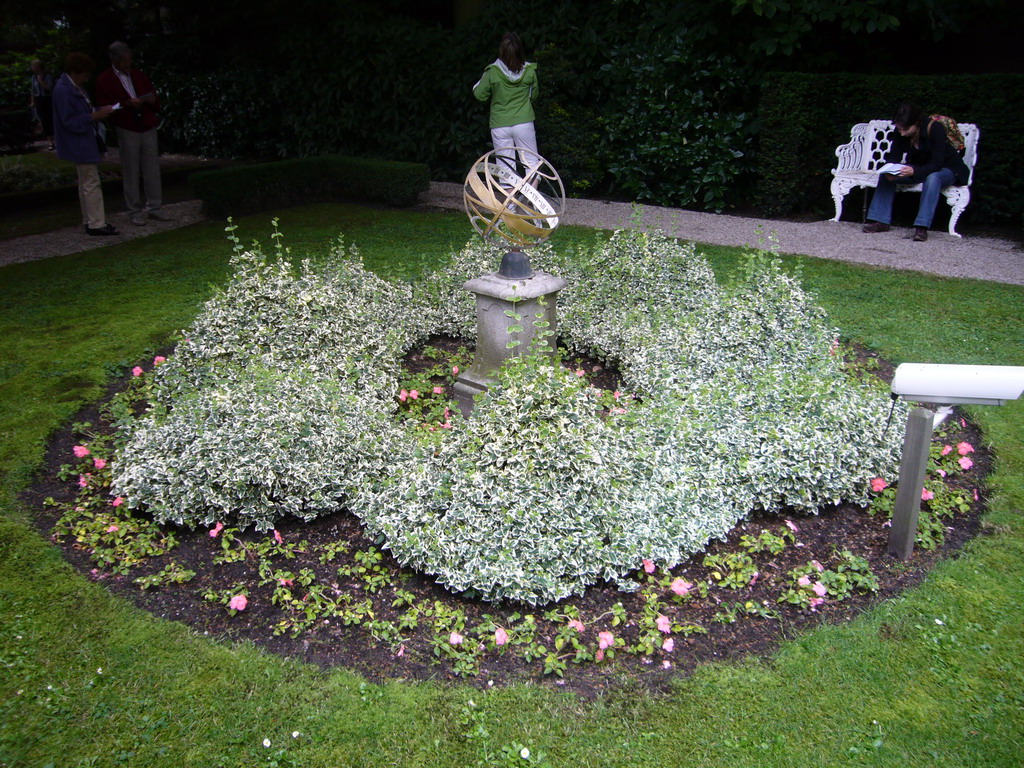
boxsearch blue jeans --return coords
[867,167,956,228]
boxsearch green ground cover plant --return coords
[2,204,1023,766]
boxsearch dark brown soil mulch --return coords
[23,340,991,698]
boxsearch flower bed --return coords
[109,227,906,605]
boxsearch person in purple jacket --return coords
[53,52,119,236]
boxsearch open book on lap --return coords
[878,163,908,176]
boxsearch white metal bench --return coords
[830,120,980,237]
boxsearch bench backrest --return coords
[836,120,980,185]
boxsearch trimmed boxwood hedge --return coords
[190,155,431,217]
[756,72,1024,228]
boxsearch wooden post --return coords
[888,407,934,559]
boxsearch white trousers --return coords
[76,164,106,229]
[490,122,538,167]
[117,126,162,214]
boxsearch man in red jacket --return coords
[95,41,169,226]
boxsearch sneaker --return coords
[147,209,173,222]
[86,224,119,236]
[862,222,891,233]
[913,227,928,242]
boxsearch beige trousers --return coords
[76,164,105,229]
[117,127,162,215]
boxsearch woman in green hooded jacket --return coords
[473,32,539,168]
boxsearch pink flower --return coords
[396,644,405,657]
[655,615,671,634]
[111,497,124,507]
[749,571,759,586]
[433,386,444,395]
[785,519,799,532]
[662,637,675,652]
[106,525,119,533]
[93,458,107,470]
[575,369,585,378]
[398,389,408,402]
[612,391,621,400]
[409,390,419,400]
[273,529,283,544]
[153,356,166,365]
[568,619,585,633]
[228,594,248,611]
[937,469,947,478]
[73,445,90,458]
[959,456,974,470]
[870,477,888,493]
[662,660,672,669]
[278,578,293,587]
[494,627,509,646]
[595,649,605,662]
[808,597,824,609]
[811,560,824,573]
[957,442,974,456]
[812,581,827,597]
[973,488,979,501]
[132,366,144,377]
[670,578,692,596]
[452,366,459,375]
[642,559,655,574]
[78,474,89,488]
[598,631,614,650]
[921,488,934,502]
[449,631,464,646]
[209,521,224,538]
[798,575,811,587]
[941,445,953,456]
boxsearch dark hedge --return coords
[756,72,1024,227]
[190,156,430,218]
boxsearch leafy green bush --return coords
[190,155,430,216]
[0,156,72,193]
[113,228,905,604]
[757,71,1024,225]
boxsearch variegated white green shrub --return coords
[113,227,907,603]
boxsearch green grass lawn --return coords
[2,204,1023,767]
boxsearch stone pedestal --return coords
[454,267,566,417]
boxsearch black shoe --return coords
[862,222,891,233]
[913,227,928,242]
[85,224,119,236]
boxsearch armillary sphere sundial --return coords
[454,149,568,415]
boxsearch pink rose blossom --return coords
[941,445,953,456]
[132,366,144,377]
[153,356,166,365]
[812,581,827,597]
[598,631,614,650]
[93,458,107,470]
[228,594,248,611]
[595,649,605,661]
[670,578,692,596]
[870,478,888,493]
[957,442,974,456]
[396,644,405,657]
[661,660,672,669]
[409,390,419,400]
[749,571,759,586]
[959,456,974,470]
[106,525,119,533]
[921,488,935,502]
[575,369,585,378]
[452,366,459,375]
[398,389,408,402]
[111,497,124,507]
[209,522,224,538]
[568,619,585,633]
[494,627,509,646]
[655,615,671,634]
[937,469,947,478]
[449,631,464,646]
[973,488,979,501]
[662,637,675,652]
[808,597,824,609]
[273,529,283,544]
[73,445,90,458]
[433,386,444,395]
[812,560,824,573]
[798,575,811,587]
[612,391,621,400]
[785,519,799,532]
[642,559,655,574]
[278,578,294,586]
[78,474,90,488]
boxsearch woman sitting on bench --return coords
[862,103,969,242]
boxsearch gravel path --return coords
[3,177,1022,286]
